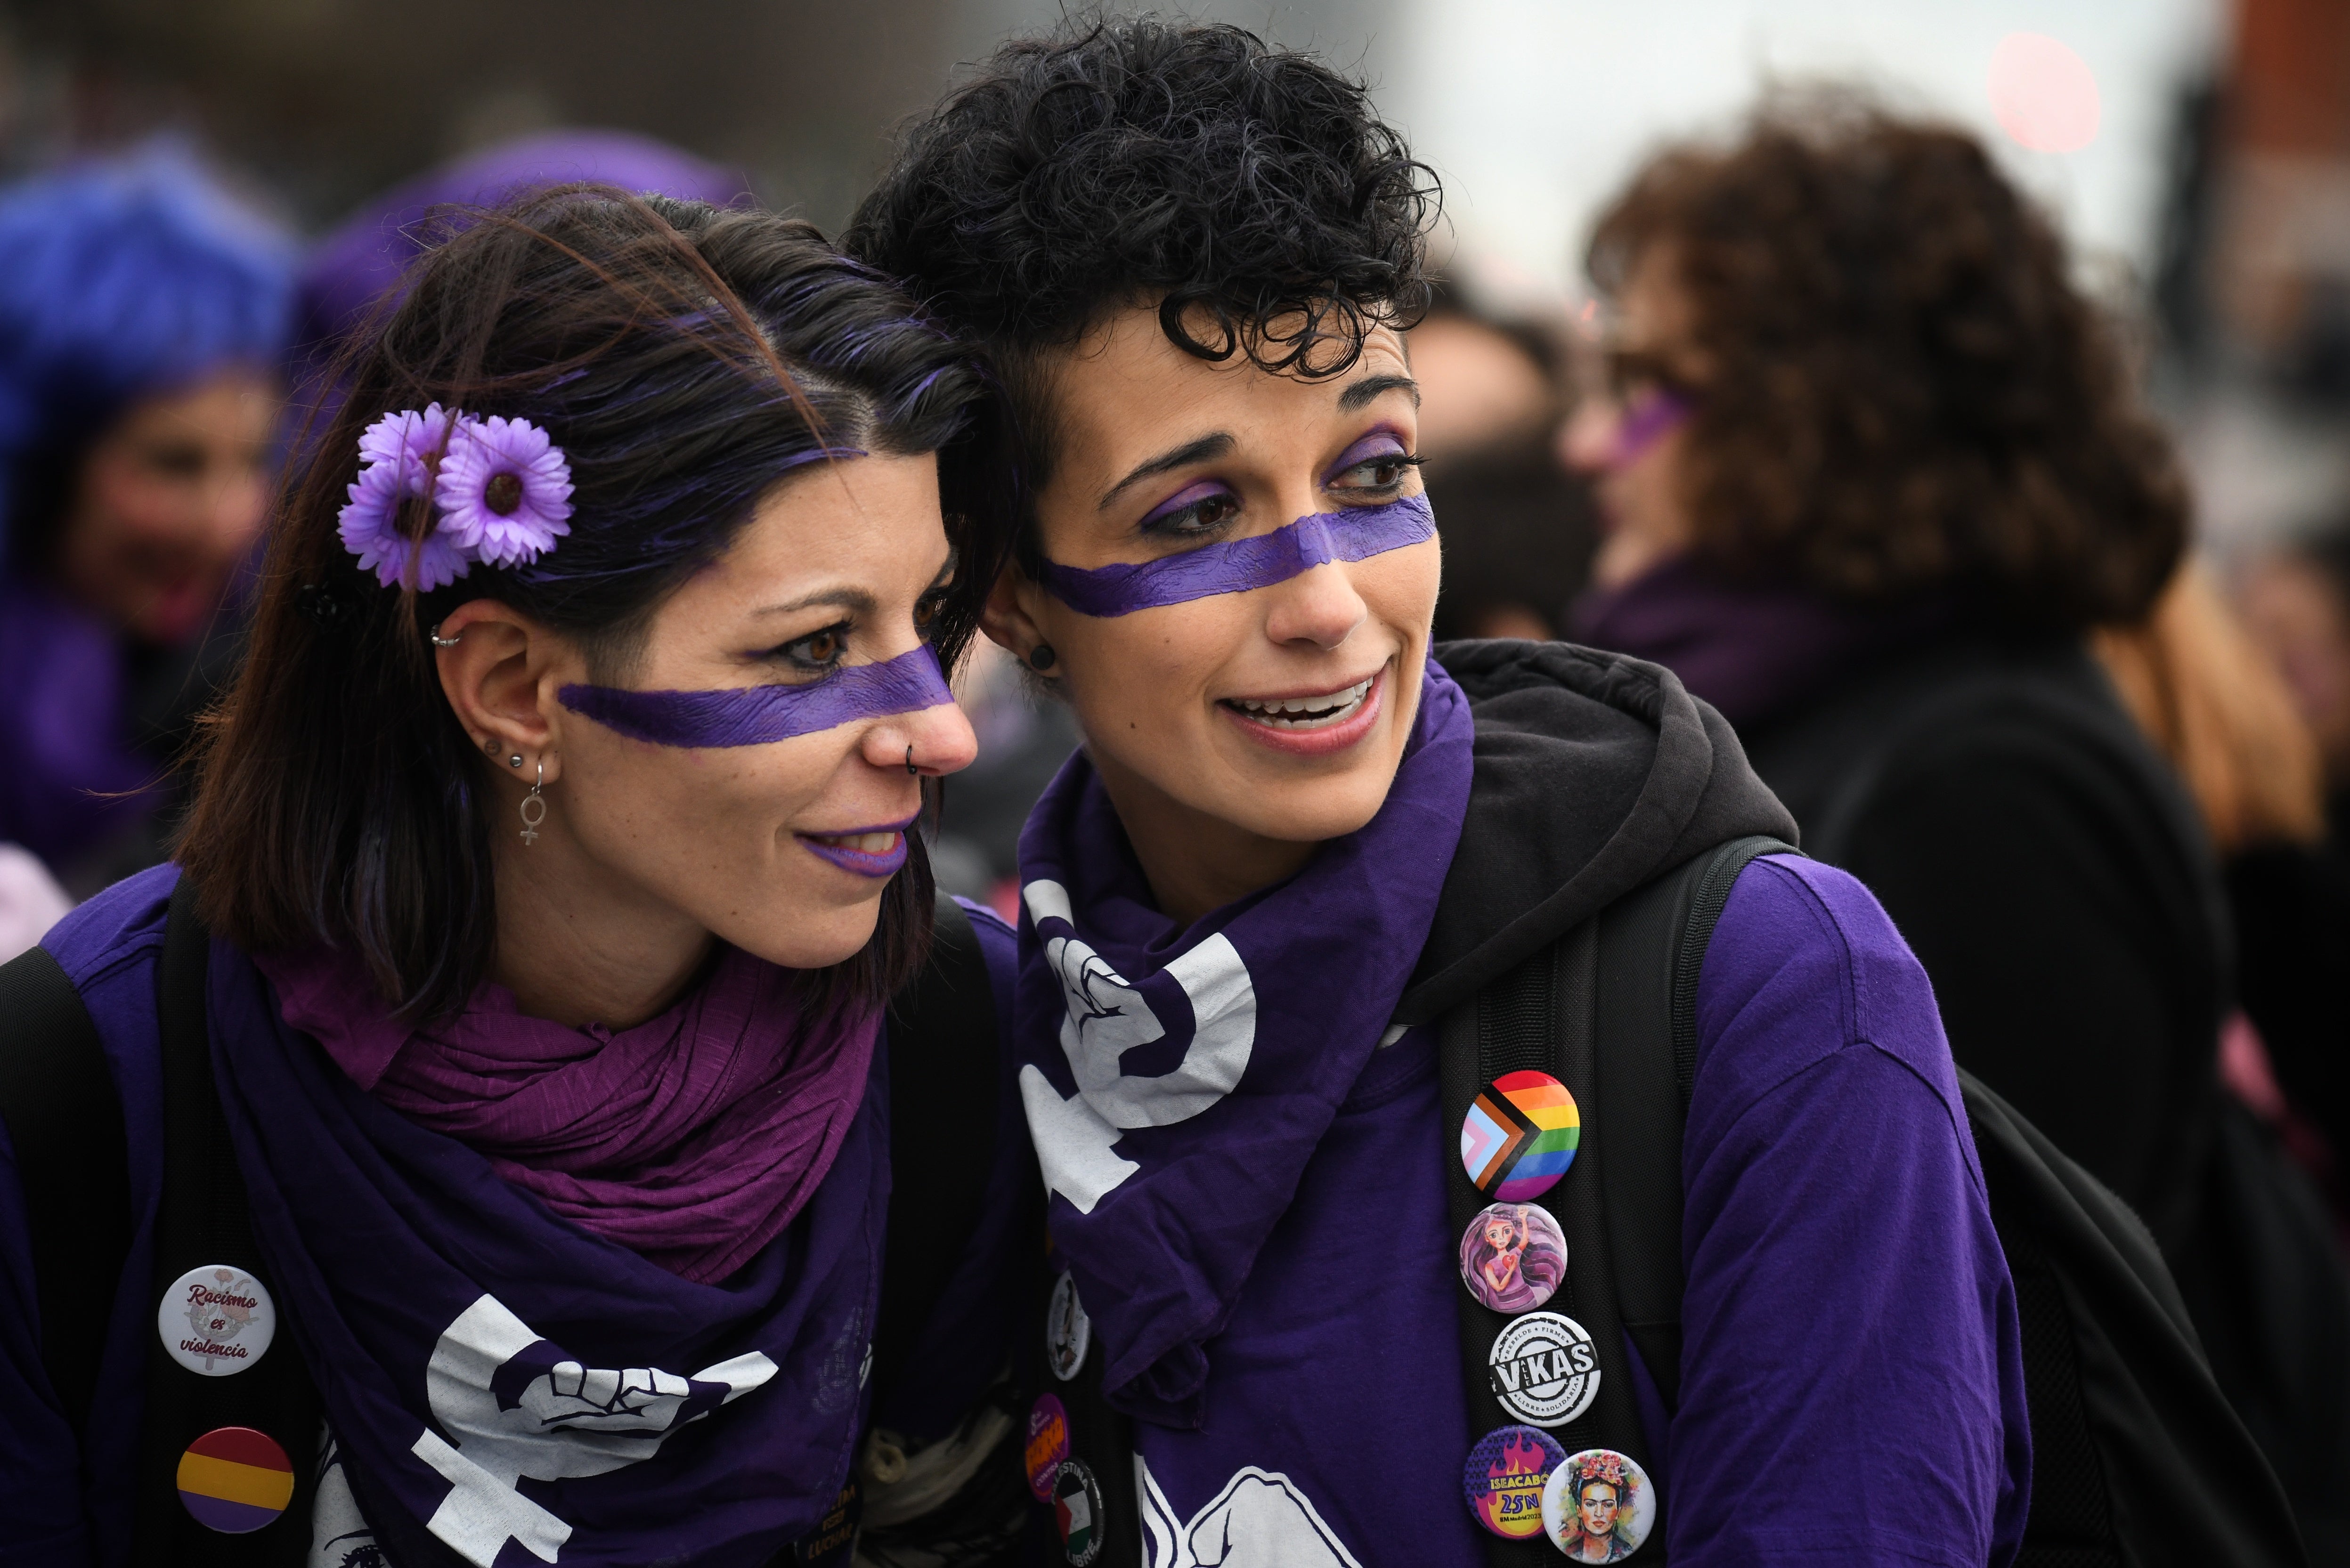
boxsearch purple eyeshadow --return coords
[1036,492,1436,617]
[560,642,953,748]
[1138,479,1238,529]
[1323,428,1410,482]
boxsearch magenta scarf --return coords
[253,943,879,1284]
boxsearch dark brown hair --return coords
[1588,98,2187,626]
[177,187,1003,1021]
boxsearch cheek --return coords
[81,467,192,544]
[1363,538,1442,638]
[1057,597,1251,731]
[561,731,833,872]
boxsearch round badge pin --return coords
[176,1425,294,1533]
[1459,1202,1568,1314]
[1053,1457,1106,1567]
[1026,1393,1072,1502]
[1046,1269,1092,1382]
[1462,1423,1567,1540]
[1488,1310,1601,1427]
[157,1264,275,1376]
[1461,1070,1580,1201]
[1543,1448,1657,1561]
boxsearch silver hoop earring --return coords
[519,761,547,846]
[428,626,462,648]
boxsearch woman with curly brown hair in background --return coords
[1568,99,2350,1555]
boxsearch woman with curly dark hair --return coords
[1565,104,2350,1547]
[853,24,2029,1566]
[1568,101,2211,1233]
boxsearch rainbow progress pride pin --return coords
[176,1426,294,1533]
[1462,1070,1581,1202]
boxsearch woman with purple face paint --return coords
[0,188,1032,1562]
[851,22,2028,1568]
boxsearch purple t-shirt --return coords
[984,855,2029,1568]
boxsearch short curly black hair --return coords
[844,16,1439,512]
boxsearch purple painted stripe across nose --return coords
[560,643,953,748]
[1037,492,1436,617]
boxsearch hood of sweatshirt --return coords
[1394,639,1799,1028]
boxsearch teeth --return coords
[1230,676,1373,726]
[813,831,900,853]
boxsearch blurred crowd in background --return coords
[7,0,2350,1535]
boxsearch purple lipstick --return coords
[797,815,917,878]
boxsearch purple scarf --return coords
[211,936,883,1561]
[1570,555,1950,729]
[255,942,878,1284]
[1014,657,1475,1426]
[0,574,156,867]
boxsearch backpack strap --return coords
[1444,918,1642,1565]
[1039,1264,1142,1568]
[870,894,1005,1413]
[0,940,133,1439]
[1448,833,1791,1566]
[1593,833,1789,1414]
[132,874,320,1564]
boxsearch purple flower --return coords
[337,461,473,590]
[354,403,456,496]
[437,414,574,569]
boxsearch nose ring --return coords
[905,745,918,777]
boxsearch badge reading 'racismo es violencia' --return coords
[1487,1311,1600,1427]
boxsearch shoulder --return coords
[42,861,177,993]
[1697,853,1962,1124]
[952,895,1016,999]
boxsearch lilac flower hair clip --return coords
[334,406,574,590]
[438,414,574,569]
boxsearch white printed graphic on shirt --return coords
[408,1293,777,1566]
[1019,878,1257,1213]
[309,1429,386,1568]
[1138,1457,1365,1568]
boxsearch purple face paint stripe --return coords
[560,643,952,748]
[1609,389,1691,470]
[1037,492,1436,618]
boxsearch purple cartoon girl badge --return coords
[1459,1202,1568,1315]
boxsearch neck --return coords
[1090,748,1317,926]
[490,813,715,1030]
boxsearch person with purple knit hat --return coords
[0,146,293,901]
[289,129,750,407]
[0,186,1026,1563]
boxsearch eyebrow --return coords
[749,587,878,620]
[1339,373,1421,413]
[1097,432,1236,512]
[748,549,952,621]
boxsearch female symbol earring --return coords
[519,761,547,846]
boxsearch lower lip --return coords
[797,831,909,879]
[1220,665,1388,757]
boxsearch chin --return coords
[724,895,884,974]
[1226,772,1392,844]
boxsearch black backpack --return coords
[1752,643,2350,1562]
[0,877,1009,1565]
[1035,837,2307,1568]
